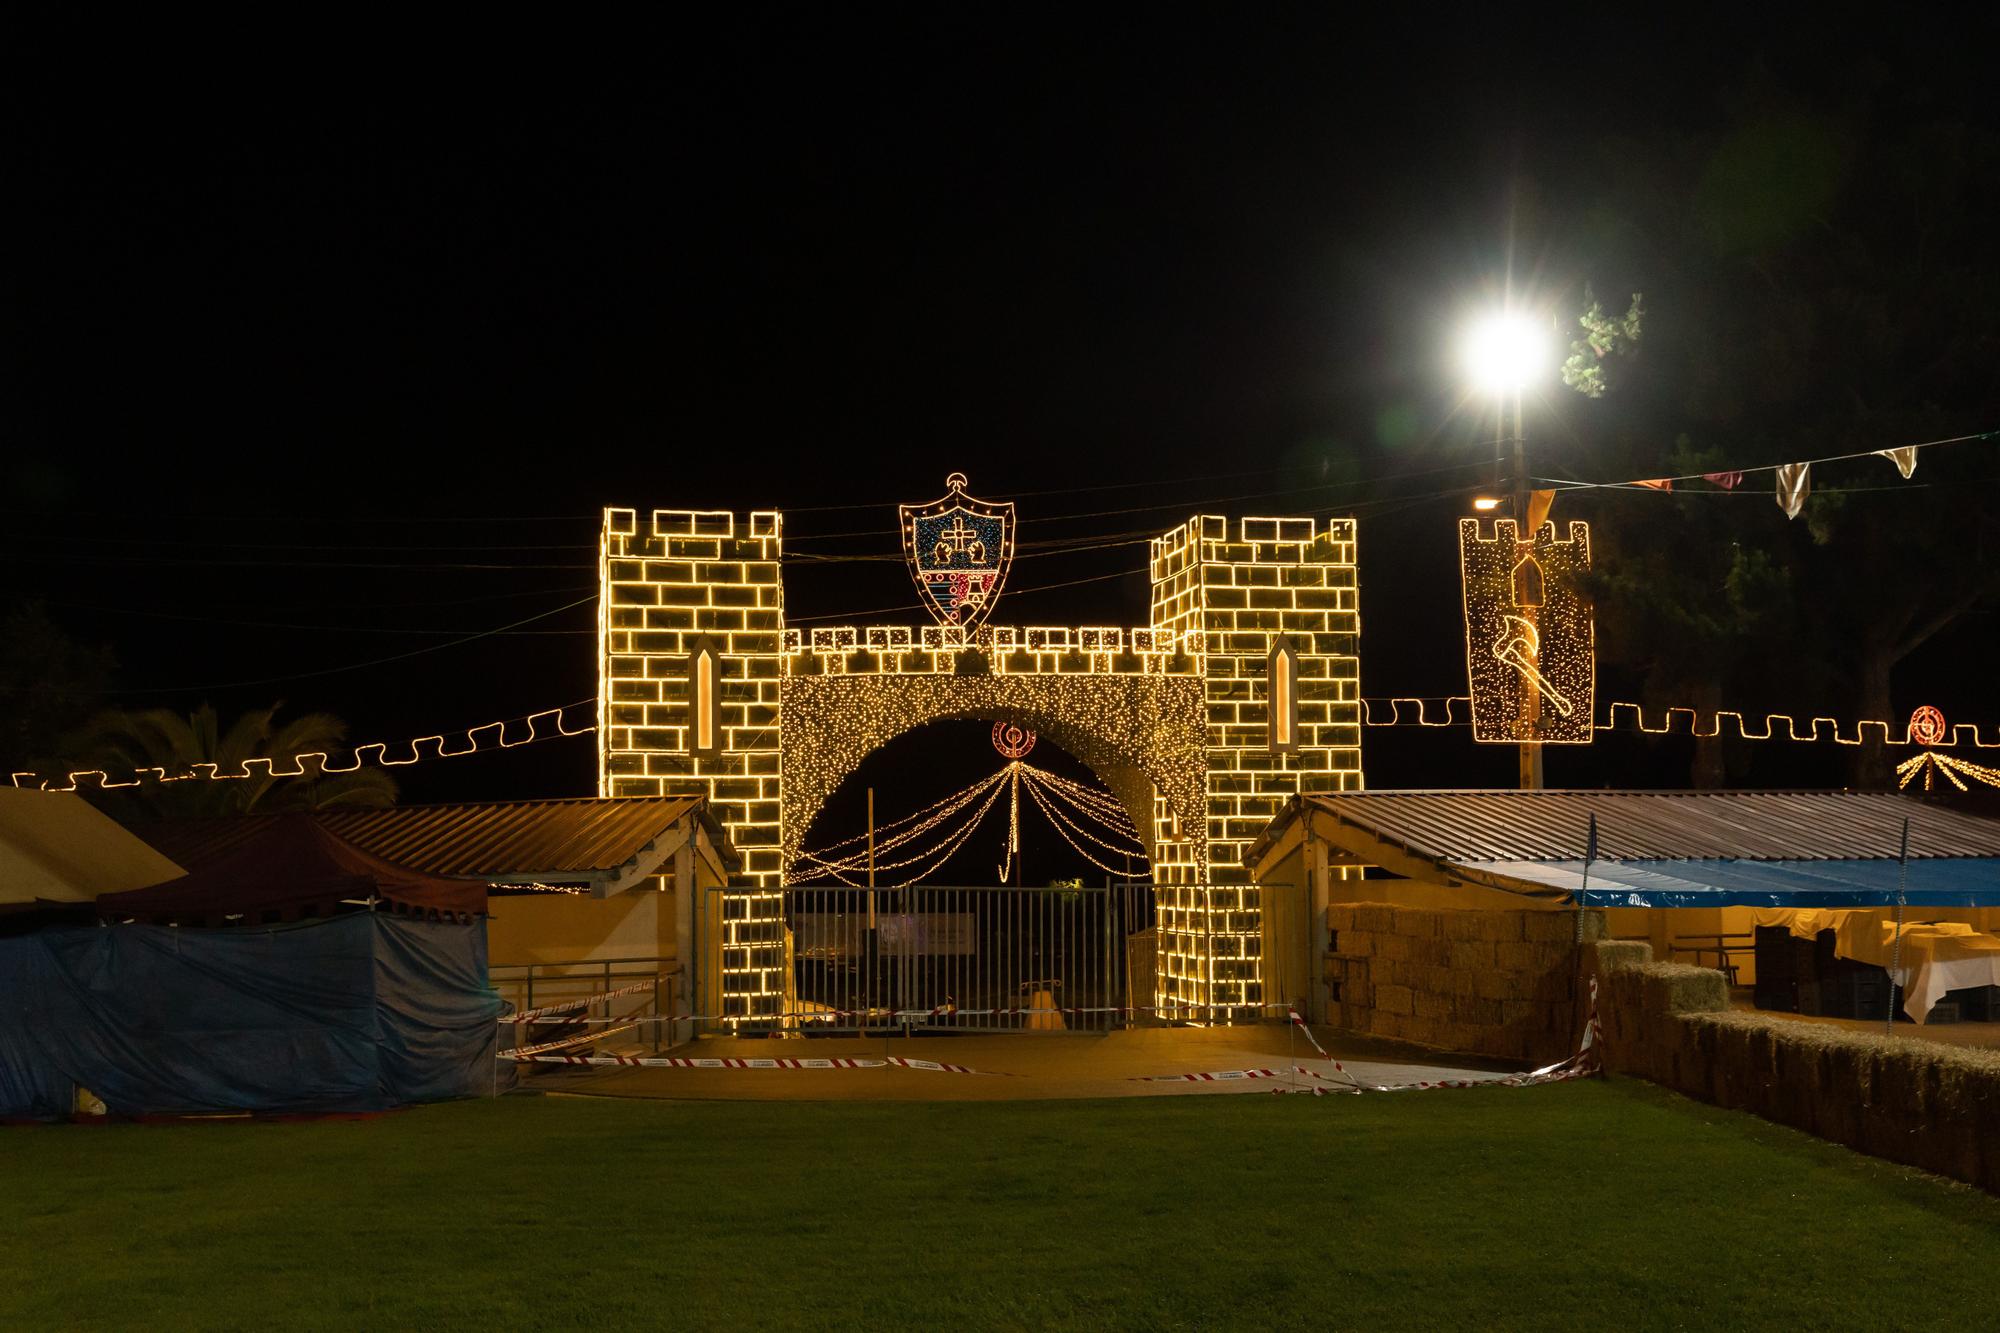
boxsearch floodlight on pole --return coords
[1459,307,1549,791]
[1462,311,1549,397]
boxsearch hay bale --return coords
[1412,938,1454,968]
[1327,905,1357,933]
[1449,940,1496,972]
[1352,904,1396,933]
[1767,1025,1825,1135]
[1578,909,1608,942]
[1375,983,1414,1016]
[1376,933,1413,962]
[1522,910,1575,943]
[1593,939,1652,971]
[1391,908,1441,939]
[1413,989,1450,1020]
[1640,962,1727,1015]
[1481,911,1526,943]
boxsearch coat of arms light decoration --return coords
[900,472,1015,629]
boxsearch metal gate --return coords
[782,883,1159,1033]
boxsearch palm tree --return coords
[56,703,397,819]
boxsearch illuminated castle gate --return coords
[597,501,1361,1022]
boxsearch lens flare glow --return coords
[1462,312,1548,396]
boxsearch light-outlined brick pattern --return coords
[1147,515,1363,1018]
[599,509,786,1018]
[599,507,1367,1027]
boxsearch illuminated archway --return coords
[778,672,1206,874]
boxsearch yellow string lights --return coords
[1458,518,1595,744]
[790,759,1147,887]
[601,503,1364,1026]
[1898,751,2000,792]
[1356,696,2000,749]
[10,701,596,792]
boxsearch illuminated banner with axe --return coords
[1457,518,1595,744]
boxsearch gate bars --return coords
[698,881,1305,1033]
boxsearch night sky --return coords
[8,20,1998,879]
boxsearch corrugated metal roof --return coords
[134,797,712,883]
[1299,790,2000,862]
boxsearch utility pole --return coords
[1513,387,1544,790]
[864,786,877,1026]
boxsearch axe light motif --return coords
[1492,613,1573,717]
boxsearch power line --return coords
[1544,429,1997,490]
[38,602,597,636]
[0,595,599,696]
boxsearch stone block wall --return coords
[1591,940,2000,1195]
[1325,903,1600,1064]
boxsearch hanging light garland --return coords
[1895,706,2000,792]
[789,756,1150,886]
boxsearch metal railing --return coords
[774,882,1160,1034]
[490,955,683,1053]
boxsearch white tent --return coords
[0,789,185,905]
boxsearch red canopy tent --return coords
[97,815,486,926]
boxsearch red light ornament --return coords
[1909,706,1947,747]
[990,721,1036,759]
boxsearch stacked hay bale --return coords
[1325,904,1602,1064]
[1591,939,2000,1196]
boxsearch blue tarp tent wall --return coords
[0,914,508,1120]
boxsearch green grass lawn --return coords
[4,1078,1997,1330]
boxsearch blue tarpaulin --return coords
[0,914,508,1120]
[1457,857,2000,909]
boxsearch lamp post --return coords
[1463,311,1550,789]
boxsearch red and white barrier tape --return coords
[505,981,658,1023]
[883,1056,1004,1076]
[510,1053,887,1070]
[503,1051,1003,1075]
[504,1001,1298,1026]
[500,980,1603,1093]
[500,1021,641,1058]
[1259,978,1602,1095]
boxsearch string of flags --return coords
[1562,430,1989,520]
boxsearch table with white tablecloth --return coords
[1751,909,2000,1024]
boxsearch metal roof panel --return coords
[1300,790,2000,862]
[133,797,712,881]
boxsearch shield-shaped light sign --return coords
[900,473,1015,629]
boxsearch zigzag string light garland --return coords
[18,689,1993,796]
[1357,696,2000,749]
[10,700,598,792]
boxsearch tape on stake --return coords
[506,981,658,1023]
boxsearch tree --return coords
[1582,441,1797,787]
[0,602,118,771]
[55,703,397,819]
[1556,75,2000,785]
